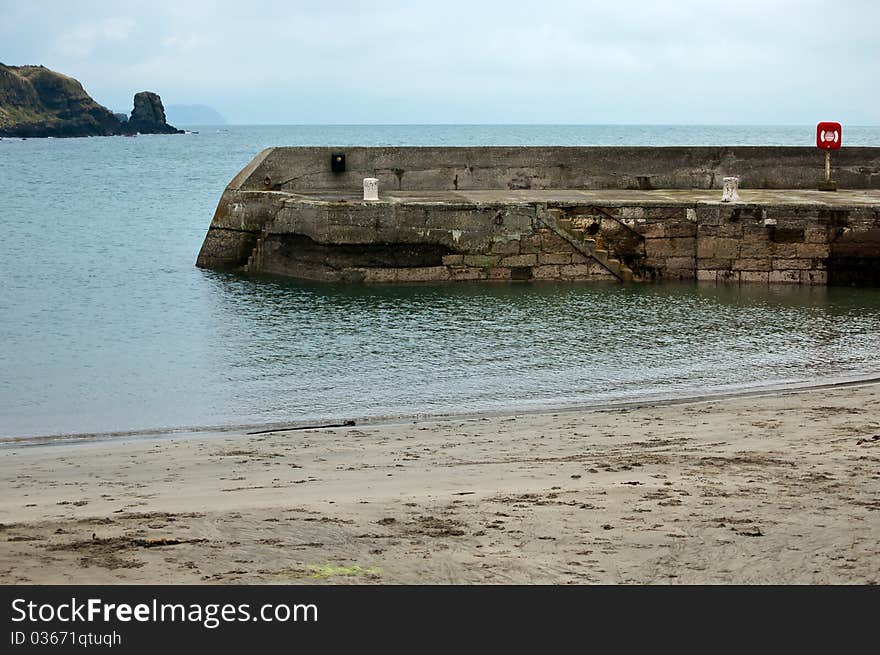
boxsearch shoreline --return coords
[1,380,877,584]
[5,371,880,449]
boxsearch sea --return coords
[2,124,880,440]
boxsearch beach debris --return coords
[133,537,185,548]
[735,527,764,537]
[306,563,381,579]
[380,515,466,537]
[247,420,355,435]
[855,434,879,445]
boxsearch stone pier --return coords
[196,147,880,286]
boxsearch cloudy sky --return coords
[2,0,877,124]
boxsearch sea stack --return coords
[123,91,183,135]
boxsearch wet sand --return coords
[1,382,878,584]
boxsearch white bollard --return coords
[363,178,379,201]
[721,176,740,203]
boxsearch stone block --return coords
[519,234,544,254]
[540,232,570,251]
[739,238,773,257]
[618,206,645,219]
[769,270,801,284]
[732,258,771,271]
[700,224,743,238]
[772,258,813,270]
[717,270,738,283]
[805,227,829,243]
[696,237,740,259]
[362,267,450,283]
[739,271,770,284]
[697,206,722,226]
[486,267,512,280]
[441,254,464,266]
[396,266,451,282]
[697,258,733,270]
[664,257,696,270]
[449,267,486,281]
[463,254,501,267]
[795,243,830,258]
[589,264,614,277]
[499,253,538,267]
[771,243,798,258]
[770,227,806,243]
[638,222,667,238]
[532,265,560,279]
[663,223,698,238]
[490,239,521,255]
[538,252,572,265]
[558,264,593,278]
[696,269,718,282]
[360,268,399,283]
[645,237,695,257]
[801,270,828,285]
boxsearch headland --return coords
[0,63,182,137]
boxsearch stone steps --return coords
[245,223,272,272]
[542,209,634,282]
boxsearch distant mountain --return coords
[165,104,226,125]
[0,63,182,137]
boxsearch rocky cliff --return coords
[0,63,182,137]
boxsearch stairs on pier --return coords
[244,223,272,272]
[540,209,634,282]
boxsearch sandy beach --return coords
[1,382,878,584]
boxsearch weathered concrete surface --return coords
[244,146,880,192]
[196,147,880,285]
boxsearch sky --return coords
[1,0,878,125]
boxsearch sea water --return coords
[2,125,880,438]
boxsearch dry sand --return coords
[1,383,878,584]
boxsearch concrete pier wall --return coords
[244,146,880,192]
[196,147,880,286]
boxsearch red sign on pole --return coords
[816,122,842,150]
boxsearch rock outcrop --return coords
[0,63,183,137]
[122,91,182,135]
